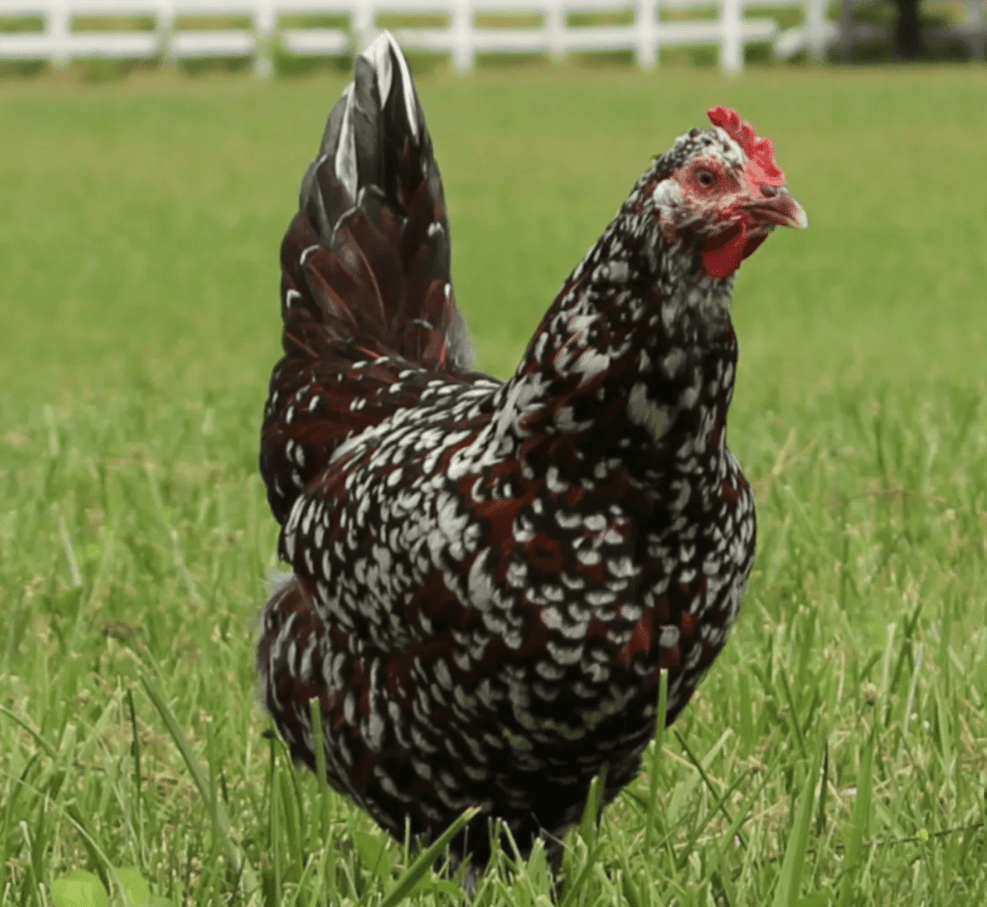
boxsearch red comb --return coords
[707,106,786,187]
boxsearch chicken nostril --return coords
[760,185,780,197]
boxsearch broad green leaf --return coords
[51,871,108,907]
[354,830,394,878]
[117,868,150,904]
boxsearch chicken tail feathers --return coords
[280,31,474,372]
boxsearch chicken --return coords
[256,31,806,883]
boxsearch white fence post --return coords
[804,0,826,60]
[47,0,70,67]
[635,0,658,68]
[157,0,175,66]
[965,0,985,58]
[546,0,564,62]
[720,0,742,73]
[450,0,472,73]
[351,0,374,53]
[254,0,275,77]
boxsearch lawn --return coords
[2,61,987,906]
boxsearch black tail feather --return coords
[280,31,474,372]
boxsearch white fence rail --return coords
[0,0,829,74]
[0,0,983,76]
[776,0,986,59]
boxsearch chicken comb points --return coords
[706,106,786,187]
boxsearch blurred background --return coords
[0,0,985,77]
[2,4,987,906]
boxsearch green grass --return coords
[2,63,987,906]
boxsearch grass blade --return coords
[770,734,824,907]
[644,669,669,855]
[379,807,479,907]
[836,723,875,907]
[140,671,260,900]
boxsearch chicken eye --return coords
[696,169,718,188]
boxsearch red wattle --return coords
[702,223,748,279]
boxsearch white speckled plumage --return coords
[256,31,805,885]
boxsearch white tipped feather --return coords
[333,84,358,202]
[265,569,295,598]
[364,31,418,141]
[363,33,393,112]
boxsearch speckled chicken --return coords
[256,31,806,881]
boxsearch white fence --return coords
[0,0,830,75]
[0,0,983,76]
[776,0,986,59]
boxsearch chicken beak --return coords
[745,187,808,230]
